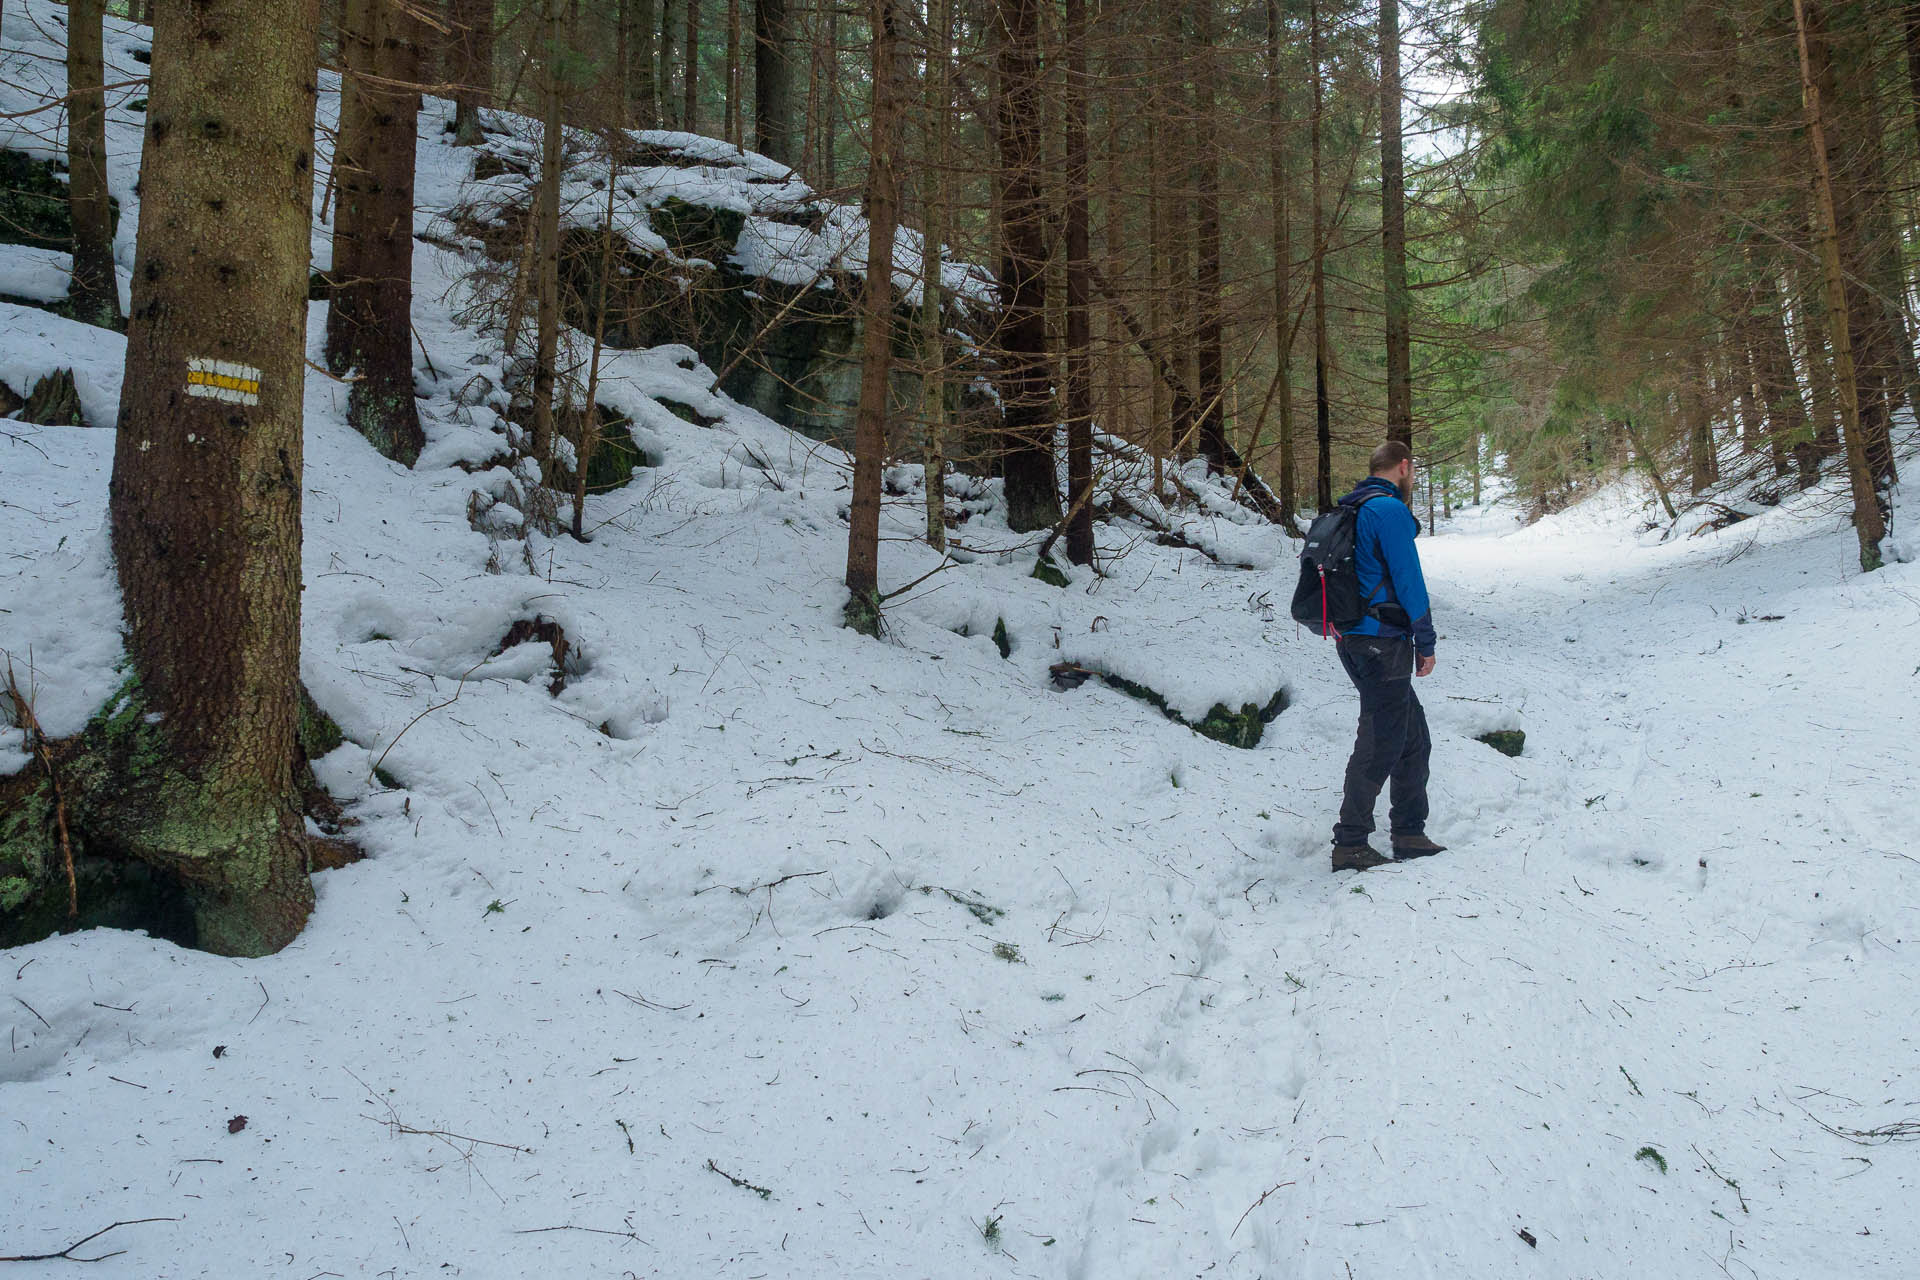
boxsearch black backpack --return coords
[1290,494,1397,637]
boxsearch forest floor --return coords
[7,340,1920,1280]
[7,3,1920,1275]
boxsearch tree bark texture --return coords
[1380,0,1411,450]
[1063,0,1093,565]
[683,0,700,133]
[66,0,118,327]
[1756,271,1814,482]
[992,0,1060,532]
[659,0,679,127]
[1795,0,1886,570]
[754,0,797,163]
[1266,0,1296,526]
[919,0,950,552]
[450,0,495,142]
[532,0,565,471]
[844,0,904,632]
[726,0,742,144]
[1310,0,1332,512]
[1191,0,1226,474]
[625,0,659,128]
[1831,69,1905,487]
[327,0,426,465]
[105,0,324,955]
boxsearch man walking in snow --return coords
[1329,442,1444,871]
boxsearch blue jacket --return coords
[1338,476,1436,656]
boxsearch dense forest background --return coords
[23,0,1918,553]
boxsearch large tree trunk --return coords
[451,0,495,143]
[1907,0,1920,162]
[1147,100,1169,496]
[1380,0,1411,450]
[1730,311,1769,468]
[1191,0,1226,473]
[754,0,797,163]
[1622,418,1679,522]
[1795,0,1886,571]
[918,0,950,552]
[624,0,659,128]
[726,0,742,144]
[327,0,426,465]
[66,0,118,328]
[844,0,904,634]
[683,0,700,133]
[1063,0,1093,565]
[659,0,679,127]
[1168,25,1195,462]
[1266,0,1297,527]
[993,0,1060,532]
[1310,0,1332,512]
[102,0,323,955]
[1687,365,1717,494]
[1793,252,1842,463]
[1756,270,1814,483]
[531,0,565,471]
[1834,76,1905,487]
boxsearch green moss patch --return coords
[1076,666,1288,749]
[0,150,75,250]
[1477,729,1526,757]
[1030,556,1069,589]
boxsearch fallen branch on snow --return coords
[1,1218,178,1264]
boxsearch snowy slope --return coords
[9,4,1920,1277]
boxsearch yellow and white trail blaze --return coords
[185,356,262,406]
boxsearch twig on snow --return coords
[706,1158,773,1199]
[512,1223,652,1246]
[610,988,690,1013]
[368,656,490,783]
[1231,1182,1295,1238]
[0,1218,178,1263]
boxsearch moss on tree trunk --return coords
[86,0,327,956]
[1,681,349,952]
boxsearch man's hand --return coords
[1416,654,1437,678]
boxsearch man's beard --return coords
[1397,475,1413,502]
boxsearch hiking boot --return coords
[1331,844,1393,872]
[1392,834,1447,859]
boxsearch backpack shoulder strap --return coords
[1351,490,1396,608]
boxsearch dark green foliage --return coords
[655,397,720,427]
[0,150,76,250]
[646,196,748,261]
[581,409,653,491]
[1030,556,1069,588]
[1092,669,1288,749]
[0,150,123,331]
[843,587,883,638]
[1477,729,1526,757]
[21,369,85,426]
[992,617,1011,659]
[297,685,344,760]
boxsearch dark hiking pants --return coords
[1333,634,1430,847]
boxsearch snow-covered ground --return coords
[8,4,1920,1276]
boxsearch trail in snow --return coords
[1063,499,1920,1279]
[6,2,1920,1274]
